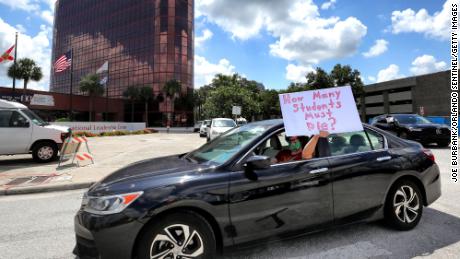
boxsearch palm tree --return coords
[163,79,182,126]
[79,74,105,122]
[7,58,43,94]
[123,86,140,122]
[139,86,154,127]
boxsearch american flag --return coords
[54,50,72,73]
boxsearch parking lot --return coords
[0,133,458,258]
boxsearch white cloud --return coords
[195,29,213,48]
[362,39,388,58]
[0,0,55,24]
[410,54,447,75]
[321,0,336,10]
[285,64,314,82]
[0,0,39,12]
[391,0,453,40]
[197,0,367,65]
[194,55,236,87]
[377,64,404,83]
[0,18,52,91]
[367,76,376,83]
[40,10,54,25]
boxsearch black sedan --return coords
[74,119,441,259]
[371,114,451,147]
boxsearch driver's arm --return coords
[302,131,329,159]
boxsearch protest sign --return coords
[279,85,363,136]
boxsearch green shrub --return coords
[55,117,71,122]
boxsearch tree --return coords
[7,58,43,94]
[259,89,281,119]
[330,64,364,97]
[306,67,334,90]
[79,74,104,122]
[163,79,182,126]
[123,86,140,122]
[139,86,154,126]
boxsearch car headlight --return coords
[82,191,143,215]
[408,127,422,132]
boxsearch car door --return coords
[228,129,333,245]
[327,128,398,222]
[0,110,32,154]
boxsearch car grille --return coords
[75,235,100,259]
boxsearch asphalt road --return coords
[0,148,458,259]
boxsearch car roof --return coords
[0,99,27,109]
[212,118,234,121]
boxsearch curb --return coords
[0,182,95,196]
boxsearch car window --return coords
[328,131,372,156]
[186,124,271,165]
[366,129,385,149]
[0,110,12,127]
[0,111,28,128]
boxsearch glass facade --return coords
[50,0,194,125]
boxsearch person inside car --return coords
[274,131,330,163]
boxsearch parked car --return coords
[236,117,247,126]
[371,114,451,147]
[199,119,211,137]
[0,99,70,163]
[193,121,203,132]
[74,119,441,259]
[208,118,237,141]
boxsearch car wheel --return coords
[384,180,423,230]
[437,140,450,147]
[137,211,216,259]
[32,142,58,163]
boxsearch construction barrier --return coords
[58,136,94,168]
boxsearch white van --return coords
[0,99,70,163]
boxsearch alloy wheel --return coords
[37,146,54,160]
[393,185,420,223]
[150,224,204,259]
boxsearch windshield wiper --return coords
[184,156,198,164]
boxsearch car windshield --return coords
[21,109,48,126]
[213,120,236,127]
[186,123,271,165]
[394,114,432,124]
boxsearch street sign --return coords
[232,106,242,115]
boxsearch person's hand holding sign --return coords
[302,131,330,160]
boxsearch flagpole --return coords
[105,61,109,121]
[12,32,18,92]
[69,48,74,121]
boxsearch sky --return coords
[0,0,454,91]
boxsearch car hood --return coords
[89,155,214,195]
[46,124,70,132]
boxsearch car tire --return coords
[136,211,216,259]
[437,140,450,147]
[384,180,423,231]
[32,141,58,163]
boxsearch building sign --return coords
[279,85,363,136]
[0,93,33,103]
[30,94,55,106]
[232,106,242,115]
[52,122,146,134]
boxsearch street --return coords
[0,147,458,259]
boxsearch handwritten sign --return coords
[279,86,363,136]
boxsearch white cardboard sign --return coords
[279,85,363,136]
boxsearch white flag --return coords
[96,61,108,74]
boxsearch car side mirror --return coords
[23,121,30,128]
[243,155,271,180]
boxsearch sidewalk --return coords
[0,133,205,195]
